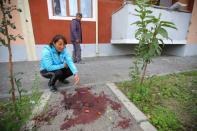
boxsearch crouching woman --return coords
[40,34,80,92]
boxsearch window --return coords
[53,0,66,16]
[47,0,96,21]
[80,0,92,18]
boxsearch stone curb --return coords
[151,69,197,77]
[106,83,157,131]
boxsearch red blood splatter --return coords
[33,105,60,126]
[32,87,132,130]
[116,117,131,129]
[108,99,121,111]
[60,87,131,130]
[60,88,108,130]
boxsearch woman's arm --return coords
[64,49,78,75]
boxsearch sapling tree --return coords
[132,0,177,84]
[0,0,23,103]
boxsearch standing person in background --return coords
[40,35,80,92]
[70,12,84,64]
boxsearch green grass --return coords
[0,92,41,131]
[117,71,197,131]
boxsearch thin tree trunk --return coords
[140,61,148,84]
[2,2,16,103]
[8,43,16,103]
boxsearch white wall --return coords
[184,44,197,56]
[163,44,197,56]
[111,6,129,41]
[36,44,135,60]
[0,44,28,62]
[0,44,135,62]
[111,4,191,44]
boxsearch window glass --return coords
[49,0,95,20]
[69,0,78,16]
[80,0,92,18]
[53,0,61,16]
[59,0,66,16]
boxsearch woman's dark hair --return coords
[49,34,67,47]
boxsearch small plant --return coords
[126,80,151,109]
[151,106,182,130]
[13,72,27,101]
[0,73,41,131]
[131,0,177,84]
[31,72,41,101]
[117,71,197,130]
[129,59,141,82]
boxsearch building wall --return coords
[28,0,123,44]
[0,0,24,44]
[0,0,28,62]
[187,0,197,44]
[111,4,191,44]
[1,0,196,62]
[98,0,123,43]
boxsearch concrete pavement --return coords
[0,55,197,96]
[0,55,197,130]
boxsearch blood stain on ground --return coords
[116,117,131,129]
[33,105,60,126]
[60,87,131,130]
[32,87,132,130]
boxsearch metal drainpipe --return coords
[95,0,99,56]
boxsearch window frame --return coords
[47,0,97,21]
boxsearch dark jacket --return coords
[70,19,82,43]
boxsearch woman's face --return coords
[54,39,65,52]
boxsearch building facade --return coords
[0,0,196,62]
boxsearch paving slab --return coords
[33,84,143,131]
[0,55,197,97]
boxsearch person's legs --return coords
[72,43,77,63]
[40,69,71,91]
[58,67,73,83]
[40,69,58,91]
[76,43,82,62]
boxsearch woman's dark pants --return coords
[40,68,73,87]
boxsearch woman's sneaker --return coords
[59,79,70,84]
[49,85,57,92]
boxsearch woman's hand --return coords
[74,74,80,85]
